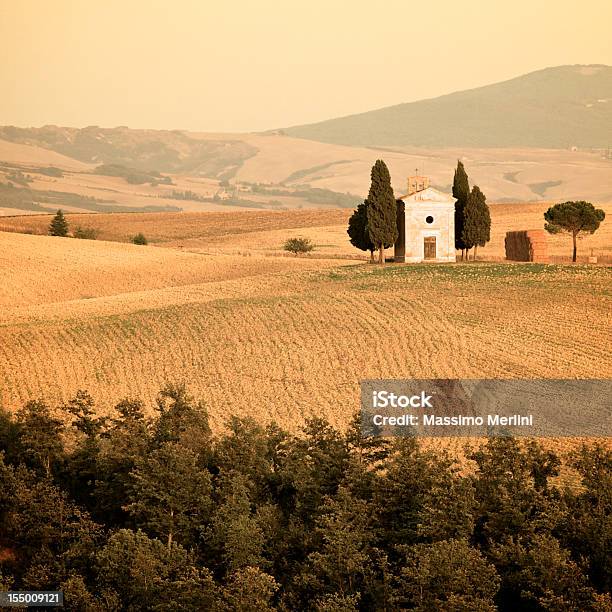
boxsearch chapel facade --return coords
[394,175,456,263]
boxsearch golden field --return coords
[0,207,610,450]
[1,202,610,261]
[0,230,348,311]
[0,209,350,246]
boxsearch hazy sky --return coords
[1,0,611,133]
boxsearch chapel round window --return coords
[425,215,434,224]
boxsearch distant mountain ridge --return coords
[284,65,612,148]
[1,72,611,207]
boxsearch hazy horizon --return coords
[1,0,611,133]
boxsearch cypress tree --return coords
[462,188,478,260]
[475,185,491,259]
[462,185,490,261]
[49,209,69,237]
[366,160,397,264]
[347,200,375,261]
[452,161,470,259]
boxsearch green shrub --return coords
[132,233,148,245]
[73,226,98,240]
[283,237,314,256]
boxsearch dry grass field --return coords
[2,202,610,261]
[0,206,610,459]
[0,231,348,311]
[0,209,349,245]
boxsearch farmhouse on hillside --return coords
[394,175,456,263]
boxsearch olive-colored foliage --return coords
[395,539,500,611]
[221,566,279,612]
[205,472,268,575]
[152,383,212,455]
[73,226,98,240]
[462,185,491,259]
[303,486,374,601]
[453,160,470,253]
[96,529,218,611]
[561,445,612,594]
[15,400,64,478]
[347,201,375,259]
[93,398,151,525]
[124,442,213,548]
[489,533,608,612]
[283,236,315,255]
[365,160,397,264]
[0,455,103,590]
[132,232,148,245]
[0,388,610,611]
[48,209,69,237]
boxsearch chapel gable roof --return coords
[399,186,455,205]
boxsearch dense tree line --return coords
[0,385,610,611]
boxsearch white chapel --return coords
[394,175,456,263]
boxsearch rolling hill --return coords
[1,134,611,213]
[0,125,257,178]
[284,65,612,148]
[1,65,611,215]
